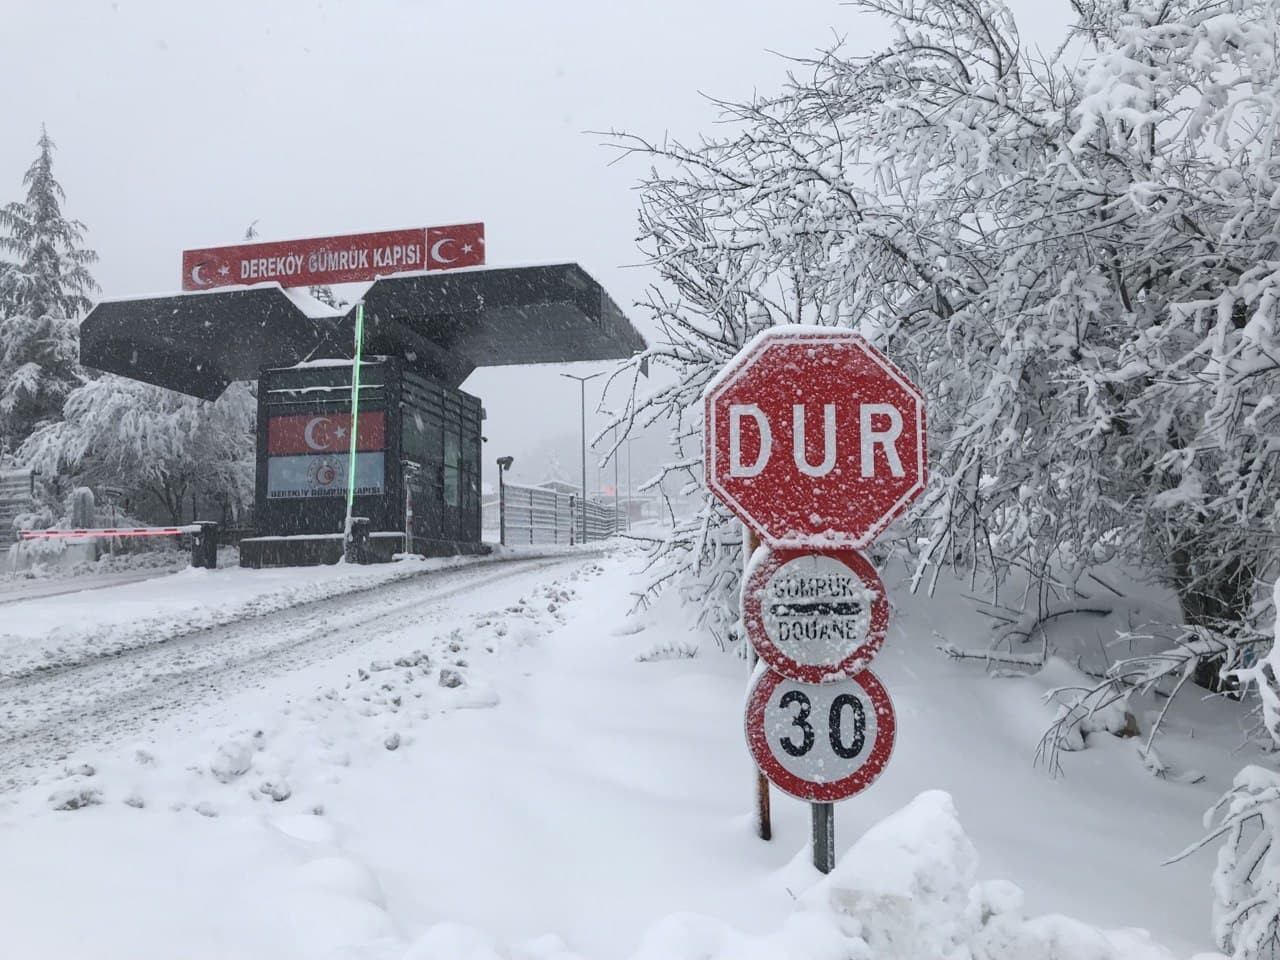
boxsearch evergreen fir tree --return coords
[0,126,98,449]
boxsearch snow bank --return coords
[806,791,1182,960]
[0,553,478,680]
[400,791,1197,960]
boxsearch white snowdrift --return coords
[395,791,1195,960]
[0,551,1232,959]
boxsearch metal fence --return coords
[0,469,33,549]
[499,482,623,545]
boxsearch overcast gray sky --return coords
[2,0,1071,492]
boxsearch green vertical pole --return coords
[343,302,366,537]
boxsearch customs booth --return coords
[79,263,645,566]
[253,358,483,565]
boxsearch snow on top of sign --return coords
[180,225,415,250]
[178,220,486,252]
[701,325,880,404]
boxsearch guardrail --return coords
[19,521,221,568]
[498,483,622,545]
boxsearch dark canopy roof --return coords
[81,263,646,399]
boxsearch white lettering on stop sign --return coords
[729,402,905,480]
[729,404,771,477]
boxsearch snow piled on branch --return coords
[18,375,255,525]
[401,792,1187,960]
[1183,576,1280,960]
[606,0,1280,663]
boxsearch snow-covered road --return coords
[0,548,1245,959]
[0,565,182,605]
[0,553,589,792]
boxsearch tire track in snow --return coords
[0,553,596,791]
[0,550,588,686]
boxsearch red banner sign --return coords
[425,222,484,271]
[267,412,386,456]
[182,223,485,291]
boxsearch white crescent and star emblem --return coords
[304,417,331,450]
[190,261,213,286]
[430,238,457,264]
[303,416,346,451]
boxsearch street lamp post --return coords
[560,370,606,544]
[496,456,514,545]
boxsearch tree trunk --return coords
[1170,540,1253,695]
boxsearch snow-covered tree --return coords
[609,0,1280,670]
[610,2,1280,949]
[0,126,97,450]
[18,377,256,526]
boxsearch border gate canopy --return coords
[81,263,646,399]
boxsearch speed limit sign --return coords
[744,667,896,802]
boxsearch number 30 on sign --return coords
[744,667,896,802]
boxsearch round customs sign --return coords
[745,667,896,802]
[743,548,888,682]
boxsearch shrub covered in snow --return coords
[1182,576,1280,960]
[1189,766,1280,960]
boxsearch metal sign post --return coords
[745,526,772,842]
[342,302,366,552]
[812,803,835,873]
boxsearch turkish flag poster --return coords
[267,412,386,456]
[426,223,485,270]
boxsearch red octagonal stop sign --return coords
[705,328,926,549]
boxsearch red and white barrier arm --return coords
[19,525,203,540]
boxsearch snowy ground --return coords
[0,545,1250,958]
[0,543,193,600]
[0,549,590,793]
